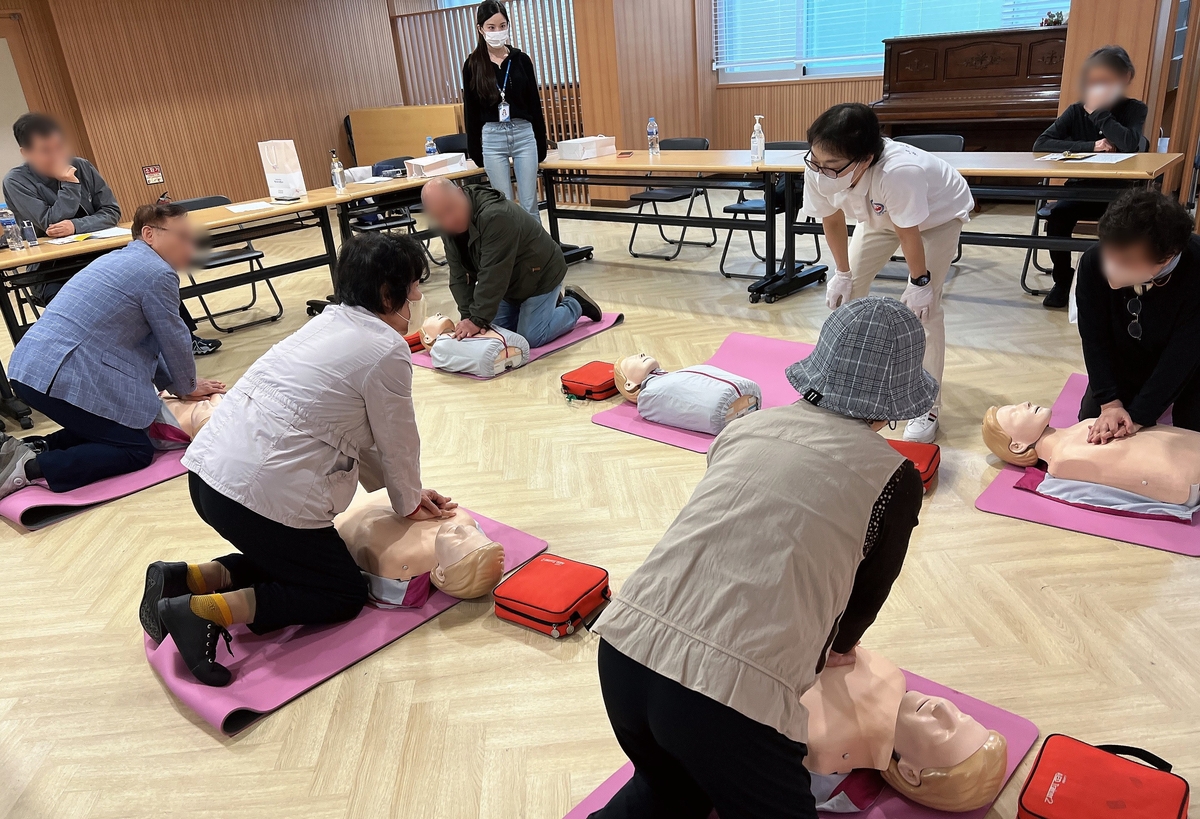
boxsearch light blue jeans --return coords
[481,119,540,219]
[492,287,581,348]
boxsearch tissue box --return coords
[558,135,617,161]
[405,152,469,179]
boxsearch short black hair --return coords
[807,103,885,163]
[1098,189,1194,262]
[334,233,429,314]
[1084,45,1135,79]
[132,202,188,238]
[13,112,62,149]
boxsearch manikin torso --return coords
[616,353,760,419]
[335,491,477,580]
[421,313,523,361]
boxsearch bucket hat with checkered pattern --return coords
[785,297,938,421]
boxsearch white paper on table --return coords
[90,226,132,239]
[1037,152,1135,164]
[47,236,82,244]
[360,176,392,184]
[226,201,275,213]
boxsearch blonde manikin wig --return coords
[981,406,1040,468]
[882,730,1008,812]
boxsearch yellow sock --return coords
[190,594,233,628]
[186,564,208,594]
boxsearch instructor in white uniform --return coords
[802,103,973,442]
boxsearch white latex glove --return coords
[826,270,853,310]
[901,279,935,321]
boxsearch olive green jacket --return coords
[444,185,567,327]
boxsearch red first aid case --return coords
[493,554,610,638]
[888,439,941,492]
[1017,734,1189,819]
[562,361,618,400]
[404,330,424,353]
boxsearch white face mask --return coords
[483,29,509,48]
[398,294,427,334]
[813,161,860,197]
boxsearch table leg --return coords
[335,201,353,244]
[542,169,561,242]
[317,206,339,287]
[763,171,777,277]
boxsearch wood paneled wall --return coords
[712,77,884,149]
[45,0,403,214]
[4,1,88,158]
[612,0,702,145]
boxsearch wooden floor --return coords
[2,197,1198,819]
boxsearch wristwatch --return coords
[909,270,932,287]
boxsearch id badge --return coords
[498,101,511,123]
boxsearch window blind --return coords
[713,0,1069,75]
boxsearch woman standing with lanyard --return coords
[462,0,548,219]
[139,234,455,687]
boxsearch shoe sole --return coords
[140,564,168,643]
[566,287,602,322]
[903,426,938,444]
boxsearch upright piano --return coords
[871,26,1068,152]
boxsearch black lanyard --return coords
[498,59,512,102]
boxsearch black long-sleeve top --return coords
[828,461,923,656]
[1076,234,1200,427]
[462,47,547,168]
[1034,98,1148,154]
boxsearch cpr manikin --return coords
[335,489,505,606]
[800,647,1008,812]
[614,353,761,436]
[982,402,1200,505]
[420,313,529,377]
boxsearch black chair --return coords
[343,115,357,166]
[434,133,469,155]
[349,156,417,235]
[891,134,964,266]
[718,140,821,278]
[173,195,283,333]
[628,137,718,260]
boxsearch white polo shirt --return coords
[802,140,974,232]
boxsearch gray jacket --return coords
[2,157,120,234]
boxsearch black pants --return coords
[187,472,368,634]
[1080,374,1200,432]
[590,640,816,819]
[1046,198,1108,288]
[12,381,154,492]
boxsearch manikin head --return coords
[421,177,472,236]
[882,691,1008,811]
[614,354,660,403]
[421,313,456,349]
[14,112,71,179]
[1097,190,1194,290]
[431,521,505,598]
[981,403,1051,468]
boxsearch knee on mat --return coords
[127,442,156,470]
[328,577,369,621]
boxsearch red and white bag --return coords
[561,361,618,400]
[493,554,610,638]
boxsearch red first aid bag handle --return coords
[1096,745,1173,772]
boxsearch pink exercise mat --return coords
[591,333,816,453]
[412,312,624,379]
[145,511,547,734]
[0,449,187,531]
[564,671,1038,819]
[976,373,1199,556]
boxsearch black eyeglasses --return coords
[1127,296,1143,340]
[803,150,857,179]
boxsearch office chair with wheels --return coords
[628,137,718,260]
[173,195,283,333]
[719,141,821,277]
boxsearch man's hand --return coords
[184,378,227,400]
[46,220,75,238]
[1087,401,1141,444]
[1094,138,1116,153]
[824,644,858,669]
[406,488,459,520]
[55,165,78,184]
[453,318,484,340]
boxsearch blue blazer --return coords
[8,240,197,429]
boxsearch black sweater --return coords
[1034,98,1148,154]
[462,48,547,168]
[1076,235,1200,426]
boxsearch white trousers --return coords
[847,218,962,403]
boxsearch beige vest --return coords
[593,401,904,743]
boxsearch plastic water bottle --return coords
[0,203,24,251]
[750,115,765,162]
[647,117,660,156]
[329,149,346,193]
[425,136,438,156]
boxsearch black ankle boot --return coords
[1042,284,1070,309]
[140,561,190,643]
[157,596,233,687]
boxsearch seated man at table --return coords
[0,202,226,499]
[1,112,220,355]
[420,177,602,347]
